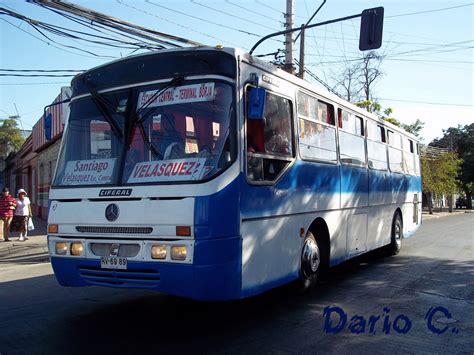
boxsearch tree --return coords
[0,118,24,158]
[359,51,384,102]
[331,62,362,102]
[331,51,384,106]
[431,124,474,208]
[421,149,462,213]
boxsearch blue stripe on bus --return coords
[241,161,340,220]
[241,160,421,219]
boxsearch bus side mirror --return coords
[44,113,52,141]
[359,7,384,51]
[248,87,266,120]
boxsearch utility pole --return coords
[298,26,305,78]
[284,0,294,74]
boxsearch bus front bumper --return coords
[50,236,242,301]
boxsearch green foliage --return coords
[0,118,24,158]
[421,150,462,197]
[355,100,424,138]
[355,100,381,114]
[401,119,424,138]
[431,124,474,196]
[384,117,400,127]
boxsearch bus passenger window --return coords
[246,90,294,182]
[298,119,337,162]
[338,108,366,166]
[263,94,292,156]
[403,137,416,175]
[367,120,388,170]
[387,130,403,173]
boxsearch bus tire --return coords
[298,231,321,291]
[387,212,403,256]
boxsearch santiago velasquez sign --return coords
[61,158,116,185]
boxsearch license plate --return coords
[100,256,128,270]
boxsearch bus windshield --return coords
[53,81,235,186]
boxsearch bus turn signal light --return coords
[176,226,191,237]
[48,224,59,234]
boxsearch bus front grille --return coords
[76,226,153,234]
[78,266,160,288]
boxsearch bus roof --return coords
[72,45,419,142]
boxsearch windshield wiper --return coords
[86,85,124,143]
[127,75,185,158]
[135,74,184,124]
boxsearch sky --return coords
[0,0,473,143]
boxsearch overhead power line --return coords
[225,0,284,25]
[190,0,278,31]
[254,0,284,15]
[116,0,238,47]
[386,3,474,18]
[0,74,76,77]
[146,0,281,43]
[29,0,203,47]
[0,82,70,86]
[0,69,83,72]
[379,97,474,107]
[0,17,117,59]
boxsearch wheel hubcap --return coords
[302,239,320,277]
[395,222,401,249]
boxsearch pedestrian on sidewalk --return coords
[11,189,32,242]
[0,187,17,242]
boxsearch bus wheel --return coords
[299,232,321,290]
[387,213,403,256]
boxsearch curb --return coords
[422,210,472,220]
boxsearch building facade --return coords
[3,87,71,219]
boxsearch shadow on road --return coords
[0,248,472,355]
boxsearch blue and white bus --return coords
[48,47,422,300]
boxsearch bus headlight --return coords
[71,242,84,256]
[151,245,167,259]
[171,245,187,260]
[55,242,68,255]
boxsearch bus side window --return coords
[246,90,294,182]
[387,130,403,173]
[338,108,366,166]
[367,121,388,170]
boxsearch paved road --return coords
[0,213,472,354]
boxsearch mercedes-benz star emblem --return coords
[105,203,120,222]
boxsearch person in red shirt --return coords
[0,187,17,242]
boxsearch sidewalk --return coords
[422,208,473,220]
[0,209,472,263]
[0,217,49,263]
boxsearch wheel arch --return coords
[308,217,330,269]
[394,207,403,230]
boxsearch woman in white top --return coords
[12,189,32,241]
